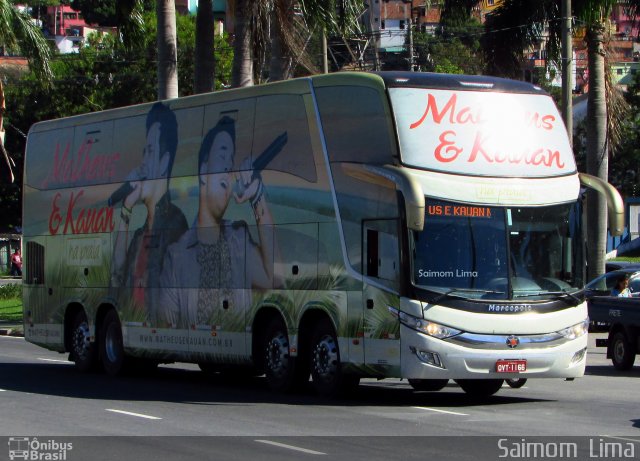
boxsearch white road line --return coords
[0,389,6,392]
[105,409,162,420]
[37,358,72,364]
[412,406,469,416]
[255,440,326,455]
[0,335,24,339]
[600,435,640,444]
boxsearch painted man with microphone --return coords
[110,102,188,323]
[159,116,282,328]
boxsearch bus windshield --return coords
[412,199,584,301]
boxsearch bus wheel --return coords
[310,319,357,397]
[100,310,125,376]
[408,379,449,392]
[263,318,296,392]
[611,331,636,371]
[456,379,504,397]
[70,310,97,372]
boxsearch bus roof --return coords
[371,71,548,95]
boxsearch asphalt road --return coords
[0,333,638,461]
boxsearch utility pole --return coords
[561,0,573,145]
[408,0,414,71]
[322,30,328,74]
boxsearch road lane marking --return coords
[37,358,72,364]
[600,435,640,444]
[0,389,6,392]
[255,440,326,455]
[106,409,162,420]
[412,406,469,416]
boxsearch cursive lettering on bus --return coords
[524,111,555,131]
[42,139,120,188]
[409,92,557,131]
[468,132,565,168]
[434,130,463,162]
[432,130,566,169]
[410,93,485,129]
[49,190,115,235]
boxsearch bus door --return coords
[362,218,401,373]
[24,237,62,347]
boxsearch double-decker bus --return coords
[22,72,624,397]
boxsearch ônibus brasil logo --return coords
[8,437,73,460]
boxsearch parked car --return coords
[585,268,640,331]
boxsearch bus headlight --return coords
[557,319,589,340]
[397,310,461,339]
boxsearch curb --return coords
[0,327,24,337]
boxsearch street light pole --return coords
[561,0,573,145]
[407,0,415,71]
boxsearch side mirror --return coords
[579,173,625,236]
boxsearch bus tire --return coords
[70,310,97,372]
[456,379,503,397]
[310,318,357,397]
[263,317,296,392]
[408,379,449,392]
[611,331,636,371]
[100,310,126,376]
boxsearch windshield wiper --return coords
[513,289,583,303]
[430,288,505,303]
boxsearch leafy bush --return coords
[0,284,22,300]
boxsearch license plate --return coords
[496,359,527,373]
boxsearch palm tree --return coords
[116,0,178,99]
[451,0,640,280]
[268,0,366,82]
[0,0,52,182]
[156,0,178,99]
[230,0,258,87]
[229,0,364,87]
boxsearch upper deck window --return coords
[389,88,576,178]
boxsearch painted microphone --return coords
[234,132,288,196]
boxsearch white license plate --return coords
[496,359,527,373]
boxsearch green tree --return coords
[230,0,365,87]
[268,0,365,82]
[1,0,52,185]
[70,0,154,26]
[604,73,640,198]
[413,17,484,75]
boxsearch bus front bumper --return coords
[400,324,588,380]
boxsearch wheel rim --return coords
[265,331,290,379]
[72,321,91,361]
[614,339,625,363]
[105,323,121,364]
[312,334,339,382]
